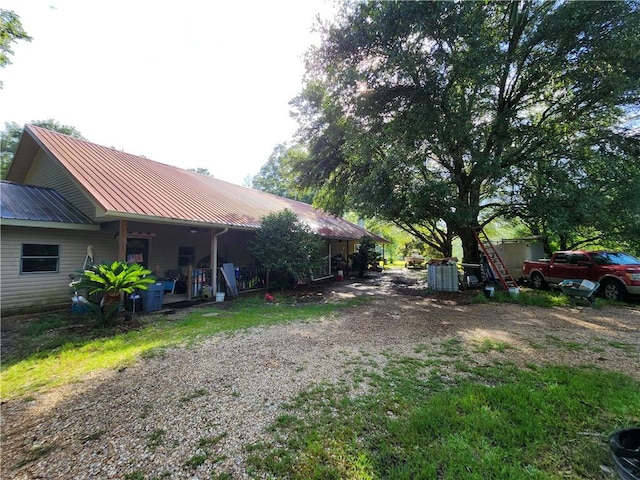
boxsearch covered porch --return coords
[105,219,361,308]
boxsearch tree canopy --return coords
[252,143,316,204]
[291,0,640,261]
[0,9,31,88]
[187,167,213,176]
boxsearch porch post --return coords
[212,228,228,293]
[118,220,127,261]
[214,228,218,292]
[328,242,332,276]
[347,241,350,273]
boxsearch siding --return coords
[123,222,258,278]
[2,222,264,313]
[0,226,116,313]
[24,151,97,219]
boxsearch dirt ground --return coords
[1,269,639,479]
[311,269,640,379]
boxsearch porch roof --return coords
[8,125,387,243]
[0,180,96,228]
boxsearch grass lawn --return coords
[0,295,368,400]
[247,356,639,479]
[2,291,638,479]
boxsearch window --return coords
[177,246,196,266]
[593,252,640,266]
[570,254,589,265]
[21,244,59,273]
[554,253,568,263]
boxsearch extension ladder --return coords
[472,227,518,291]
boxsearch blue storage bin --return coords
[141,282,164,312]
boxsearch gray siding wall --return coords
[1,226,116,313]
[122,222,258,278]
[24,151,96,218]
[0,221,260,313]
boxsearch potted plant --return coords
[77,261,155,325]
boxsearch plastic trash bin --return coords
[141,281,164,312]
[610,428,640,480]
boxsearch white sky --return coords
[0,0,336,185]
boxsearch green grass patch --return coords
[473,289,573,307]
[16,443,56,468]
[472,338,512,353]
[545,334,588,352]
[198,433,227,449]
[183,454,207,468]
[179,388,208,403]
[247,355,640,480]
[605,340,639,355]
[123,472,145,480]
[384,260,408,270]
[147,428,165,449]
[0,295,372,400]
[473,287,637,310]
[436,338,466,357]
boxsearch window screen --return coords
[21,244,60,273]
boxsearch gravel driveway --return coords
[2,270,639,479]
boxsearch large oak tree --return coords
[291,1,640,263]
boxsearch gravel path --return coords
[2,271,639,479]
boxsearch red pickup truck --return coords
[522,250,640,301]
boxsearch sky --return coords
[0,0,336,185]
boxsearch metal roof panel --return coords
[0,181,95,225]
[22,125,387,242]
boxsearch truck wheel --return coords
[601,280,627,302]
[531,272,546,289]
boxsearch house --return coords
[1,124,386,314]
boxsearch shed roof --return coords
[0,180,95,226]
[8,125,386,242]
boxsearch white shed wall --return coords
[493,241,545,281]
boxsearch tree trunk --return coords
[100,292,122,324]
[439,230,454,258]
[458,226,481,279]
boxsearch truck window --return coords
[570,254,589,265]
[554,253,568,263]
[592,252,640,265]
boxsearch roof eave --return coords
[1,219,101,231]
[97,211,259,231]
[4,127,39,183]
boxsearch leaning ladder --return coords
[472,227,518,291]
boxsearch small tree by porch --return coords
[249,209,325,290]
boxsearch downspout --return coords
[212,227,229,292]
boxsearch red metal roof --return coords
[16,125,387,242]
